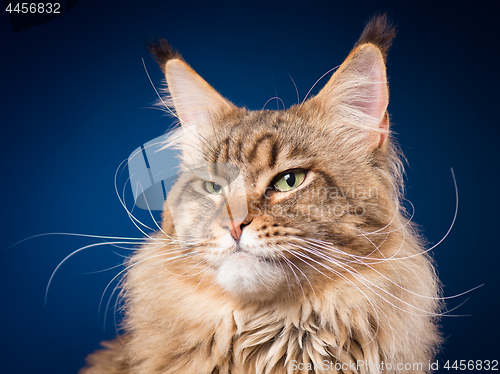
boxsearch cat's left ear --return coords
[146,39,235,162]
[163,59,235,130]
[310,15,395,151]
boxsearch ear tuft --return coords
[145,38,183,74]
[355,13,396,61]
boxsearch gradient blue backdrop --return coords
[1,0,499,372]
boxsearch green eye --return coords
[204,181,223,194]
[274,170,306,192]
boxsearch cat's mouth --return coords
[232,244,275,264]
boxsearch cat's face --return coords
[156,42,401,301]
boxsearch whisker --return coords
[6,232,152,251]
[262,96,286,111]
[142,58,183,125]
[313,253,445,317]
[299,65,339,106]
[100,248,198,325]
[383,168,459,261]
[115,158,158,235]
[294,237,482,308]
[78,261,125,275]
[287,72,300,105]
[281,246,383,341]
[45,241,148,306]
[275,249,311,299]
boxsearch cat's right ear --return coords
[146,39,235,163]
[307,14,396,153]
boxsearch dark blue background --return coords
[1,0,498,372]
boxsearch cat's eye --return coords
[204,181,223,194]
[273,170,306,192]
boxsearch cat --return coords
[80,14,441,374]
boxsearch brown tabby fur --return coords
[80,15,441,374]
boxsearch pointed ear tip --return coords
[165,58,190,75]
[166,58,185,65]
[356,43,385,59]
[351,43,387,71]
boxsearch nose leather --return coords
[221,218,244,240]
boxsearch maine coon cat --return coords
[80,15,441,374]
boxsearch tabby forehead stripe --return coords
[234,139,244,163]
[246,133,274,163]
[268,140,279,168]
[212,136,229,163]
[222,137,230,163]
[211,143,221,164]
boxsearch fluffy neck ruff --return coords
[122,231,439,374]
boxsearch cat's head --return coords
[148,15,403,302]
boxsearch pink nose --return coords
[221,218,245,240]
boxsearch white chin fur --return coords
[215,252,285,298]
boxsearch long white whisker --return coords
[385,168,459,261]
[6,232,152,251]
[300,65,339,106]
[287,72,300,105]
[100,248,198,325]
[142,58,184,125]
[282,246,382,341]
[45,241,145,306]
[276,249,312,298]
[262,96,286,111]
[115,158,157,235]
